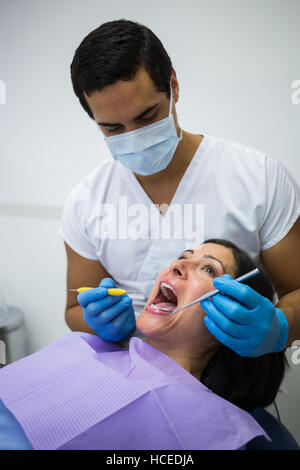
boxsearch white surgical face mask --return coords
[103,84,182,175]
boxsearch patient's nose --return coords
[170,260,188,279]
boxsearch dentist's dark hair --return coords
[200,238,287,412]
[70,19,173,119]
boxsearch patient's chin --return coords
[136,308,164,336]
[137,303,221,350]
[136,307,150,328]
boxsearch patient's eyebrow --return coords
[181,249,194,255]
[180,250,225,274]
[203,255,225,274]
[97,103,160,127]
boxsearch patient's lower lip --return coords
[145,305,171,315]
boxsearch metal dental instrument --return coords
[156,268,260,314]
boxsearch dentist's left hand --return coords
[201,274,289,357]
[77,277,136,342]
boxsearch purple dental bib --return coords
[0,332,269,450]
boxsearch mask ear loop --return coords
[169,82,183,141]
[169,83,173,115]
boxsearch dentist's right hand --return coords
[77,277,136,342]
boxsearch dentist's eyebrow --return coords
[180,250,225,274]
[97,102,160,127]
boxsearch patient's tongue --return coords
[155,301,176,311]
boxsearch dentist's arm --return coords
[64,241,110,334]
[64,242,136,341]
[261,216,300,347]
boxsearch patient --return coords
[138,238,286,411]
[0,239,286,450]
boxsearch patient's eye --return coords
[177,255,216,276]
[203,264,216,277]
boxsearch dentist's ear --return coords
[170,68,179,104]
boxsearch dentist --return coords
[61,19,300,358]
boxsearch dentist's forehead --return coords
[83,67,162,122]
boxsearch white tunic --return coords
[59,134,300,317]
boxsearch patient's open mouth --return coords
[146,280,179,314]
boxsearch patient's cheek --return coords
[189,304,219,346]
[189,276,214,296]
[159,268,169,278]
[190,304,206,321]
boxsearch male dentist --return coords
[60,19,300,358]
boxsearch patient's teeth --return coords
[150,304,160,310]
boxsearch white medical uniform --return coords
[60,134,300,320]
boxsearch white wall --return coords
[0,0,299,443]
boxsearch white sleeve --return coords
[59,183,99,260]
[259,155,300,251]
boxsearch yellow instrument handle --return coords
[76,287,127,295]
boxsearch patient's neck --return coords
[143,338,216,381]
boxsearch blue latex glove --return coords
[77,277,136,342]
[201,274,289,357]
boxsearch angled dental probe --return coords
[156,268,260,314]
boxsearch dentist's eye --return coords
[106,127,122,134]
[105,112,159,134]
[139,112,158,123]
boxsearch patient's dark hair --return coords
[200,238,287,412]
[70,19,173,119]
